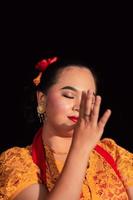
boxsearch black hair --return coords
[36,57,99,94]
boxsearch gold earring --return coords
[37,104,46,123]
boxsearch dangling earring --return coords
[37,103,46,123]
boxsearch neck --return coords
[42,124,73,155]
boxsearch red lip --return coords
[68,116,79,123]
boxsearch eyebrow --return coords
[60,86,77,92]
[61,86,96,96]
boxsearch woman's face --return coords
[43,66,96,136]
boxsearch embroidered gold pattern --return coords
[0,146,41,200]
[0,138,133,199]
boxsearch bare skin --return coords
[14,67,133,200]
[41,67,97,155]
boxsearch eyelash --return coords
[63,94,74,99]
[63,94,95,103]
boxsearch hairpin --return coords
[33,56,58,86]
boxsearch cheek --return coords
[46,95,71,115]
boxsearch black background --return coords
[1,2,133,152]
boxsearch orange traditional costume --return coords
[0,128,133,200]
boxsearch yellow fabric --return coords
[0,146,41,200]
[0,138,133,200]
[44,138,133,199]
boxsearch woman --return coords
[0,56,133,200]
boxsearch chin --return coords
[59,125,75,137]
[64,131,74,138]
[65,126,75,135]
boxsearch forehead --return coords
[55,66,96,92]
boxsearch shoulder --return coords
[0,146,41,200]
[99,137,132,155]
[98,138,118,159]
[100,137,117,147]
[0,145,34,170]
[0,145,41,176]
[99,137,133,160]
[1,145,31,159]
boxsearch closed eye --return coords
[63,95,74,99]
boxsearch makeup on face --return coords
[67,116,79,123]
[60,86,96,99]
[60,85,96,122]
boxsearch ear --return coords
[36,91,46,105]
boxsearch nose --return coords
[72,102,80,112]
[72,106,79,112]
[72,97,81,112]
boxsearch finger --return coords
[91,92,96,111]
[98,109,111,131]
[84,90,94,120]
[79,91,86,119]
[90,95,101,125]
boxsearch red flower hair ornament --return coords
[33,56,58,86]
